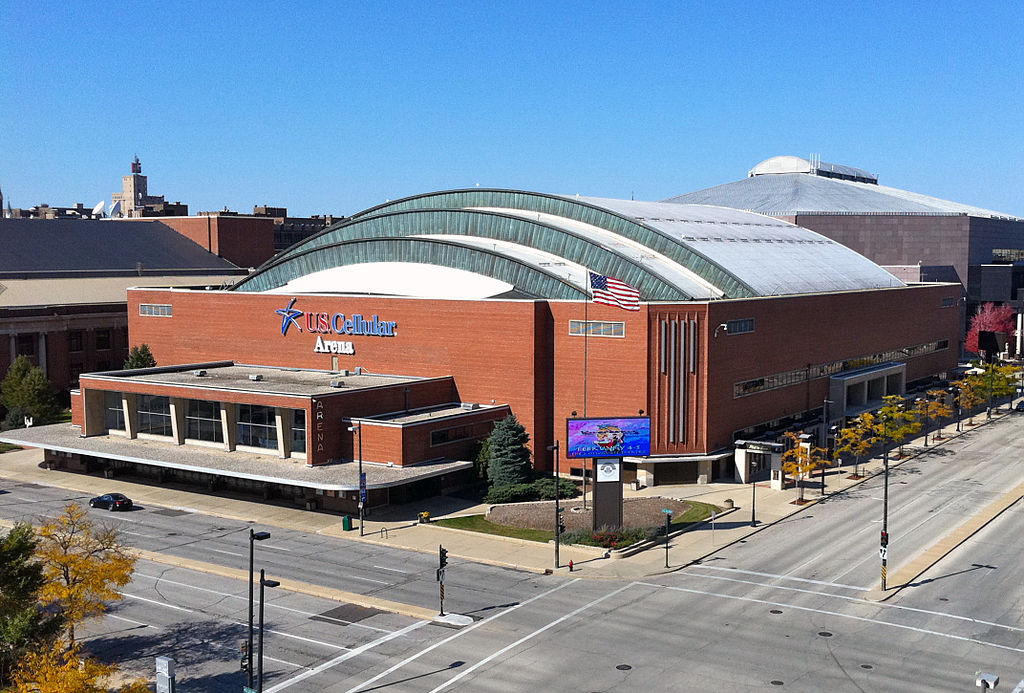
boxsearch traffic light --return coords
[439,544,448,569]
[240,640,249,673]
[557,506,565,534]
[880,531,888,547]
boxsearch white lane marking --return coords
[12,496,39,502]
[688,564,869,591]
[207,548,247,558]
[428,583,634,693]
[685,571,1024,634]
[640,582,1024,654]
[133,572,393,633]
[1011,679,1024,693]
[123,592,194,612]
[122,530,160,539]
[263,544,292,552]
[266,620,428,693]
[373,565,409,574]
[107,613,157,628]
[343,579,582,693]
[123,591,349,651]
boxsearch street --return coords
[1,415,1023,690]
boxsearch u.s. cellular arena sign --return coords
[274,298,397,354]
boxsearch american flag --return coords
[589,272,641,311]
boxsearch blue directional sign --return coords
[359,472,367,503]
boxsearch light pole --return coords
[257,569,280,693]
[880,412,890,591]
[546,442,561,570]
[949,386,962,432]
[662,508,673,567]
[820,399,833,495]
[348,424,364,536]
[750,458,757,528]
[247,529,270,691]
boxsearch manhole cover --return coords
[860,664,873,670]
[769,609,783,614]
[151,508,191,517]
[939,597,949,602]
[616,664,632,671]
[770,681,784,686]
[818,631,833,637]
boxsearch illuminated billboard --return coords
[565,417,651,459]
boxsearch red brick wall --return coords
[159,217,274,269]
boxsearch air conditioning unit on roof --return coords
[249,374,264,382]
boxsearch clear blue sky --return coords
[2,2,1022,217]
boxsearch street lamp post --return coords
[820,399,833,495]
[247,529,270,691]
[546,442,561,570]
[949,386,962,432]
[750,459,757,528]
[257,569,280,692]
[348,424,364,536]
[662,508,673,568]
[881,413,890,591]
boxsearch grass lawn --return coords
[0,442,21,453]
[671,500,719,527]
[435,515,554,543]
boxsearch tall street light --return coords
[247,529,270,691]
[546,442,561,570]
[820,398,833,495]
[948,386,962,432]
[348,423,364,536]
[258,569,280,692]
[880,411,891,591]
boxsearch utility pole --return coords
[881,412,890,590]
[547,442,562,569]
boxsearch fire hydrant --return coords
[568,560,574,572]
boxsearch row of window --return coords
[568,320,625,338]
[104,393,306,453]
[429,420,495,447]
[726,318,755,335]
[733,340,950,398]
[140,304,173,317]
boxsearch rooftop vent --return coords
[249,374,264,382]
[354,367,363,375]
[193,369,207,377]
[460,402,480,411]
[338,369,350,376]
[329,380,344,388]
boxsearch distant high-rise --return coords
[111,156,187,217]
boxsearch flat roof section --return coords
[367,403,502,425]
[0,424,471,491]
[83,363,430,398]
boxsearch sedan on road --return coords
[89,493,133,511]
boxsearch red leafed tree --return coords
[965,302,1017,355]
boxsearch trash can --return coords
[342,515,352,531]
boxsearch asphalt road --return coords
[4,415,1024,690]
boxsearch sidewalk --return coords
[0,415,1016,587]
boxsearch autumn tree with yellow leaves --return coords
[13,638,150,693]
[780,431,828,503]
[34,502,136,644]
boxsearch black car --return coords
[89,493,133,511]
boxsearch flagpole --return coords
[583,273,590,510]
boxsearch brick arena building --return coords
[6,189,960,511]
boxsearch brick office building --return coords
[7,189,959,509]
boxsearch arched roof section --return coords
[234,236,588,299]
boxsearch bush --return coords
[531,476,580,500]
[484,483,536,504]
[3,406,28,431]
[560,526,650,549]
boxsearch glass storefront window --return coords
[237,404,278,450]
[137,394,172,436]
[291,409,306,453]
[104,391,124,431]
[186,400,223,443]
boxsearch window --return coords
[69,363,84,384]
[68,331,84,352]
[140,304,173,317]
[568,320,625,338]
[726,318,755,335]
[941,297,954,308]
[15,334,35,356]
[237,404,278,450]
[186,400,223,443]
[137,394,172,436]
[95,329,111,351]
[430,420,495,446]
[291,409,306,453]
[104,391,124,431]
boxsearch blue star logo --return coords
[275,298,303,336]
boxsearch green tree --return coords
[834,413,878,478]
[876,395,921,457]
[486,414,532,489]
[0,524,62,686]
[35,503,136,644]
[780,431,827,502]
[122,344,157,370]
[1,355,59,428]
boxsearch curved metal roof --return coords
[232,189,903,299]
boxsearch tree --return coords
[912,390,953,444]
[123,344,156,370]
[780,431,827,502]
[0,524,62,686]
[953,374,987,425]
[35,503,136,644]
[1,355,59,427]
[486,414,532,489]
[876,395,921,457]
[834,413,878,479]
[965,302,1016,356]
[12,638,150,693]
